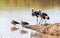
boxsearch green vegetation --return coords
[0,0,60,9]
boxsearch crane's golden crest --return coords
[45,16,49,18]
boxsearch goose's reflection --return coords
[30,32,42,38]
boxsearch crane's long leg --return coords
[41,19,43,24]
[39,18,43,25]
[39,19,41,24]
[36,17,38,25]
[45,19,47,24]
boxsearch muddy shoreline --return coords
[23,23,60,38]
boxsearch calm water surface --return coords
[0,9,60,38]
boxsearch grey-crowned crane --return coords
[39,12,50,25]
[32,9,41,24]
[32,9,50,25]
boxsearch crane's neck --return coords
[32,9,34,12]
[39,10,41,15]
[39,12,41,16]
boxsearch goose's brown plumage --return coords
[11,20,19,25]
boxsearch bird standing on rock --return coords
[39,12,50,25]
[20,20,29,29]
[20,20,29,34]
[32,9,50,25]
[32,9,41,24]
[20,20,29,26]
